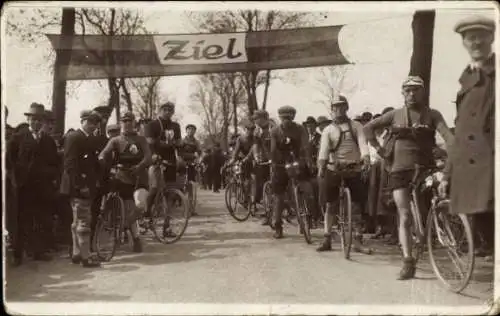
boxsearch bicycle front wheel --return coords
[94,194,124,262]
[151,189,190,244]
[427,200,475,293]
[262,181,273,223]
[294,185,312,244]
[227,181,251,222]
[339,187,353,259]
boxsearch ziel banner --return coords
[46,25,350,81]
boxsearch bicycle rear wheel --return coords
[427,199,475,293]
[339,187,353,259]
[94,194,124,262]
[294,186,312,244]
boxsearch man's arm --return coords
[63,132,80,189]
[317,126,331,170]
[354,121,370,160]
[98,136,117,165]
[270,128,278,164]
[137,136,153,171]
[363,110,395,151]
[432,109,455,180]
[231,138,241,161]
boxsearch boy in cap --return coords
[229,118,256,196]
[61,110,103,267]
[143,102,181,237]
[99,112,152,253]
[316,96,371,253]
[270,106,314,239]
[439,15,495,260]
[179,124,202,213]
[364,76,454,279]
[7,103,60,265]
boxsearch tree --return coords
[51,8,76,136]
[75,8,149,123]
[315,65,358,111]
[188,10,319,115]
[409,10,435,106]
[127,77,163,119]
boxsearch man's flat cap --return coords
[278,105,296,117]
[331,95,348,106]
[454,15,495,34]
[402,76,424,88]
[253,110,269,120]
[80,110,102,122]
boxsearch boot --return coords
[132,237,143,253]
[398,257,416,280]
[273,225,283,239]
[316,235,332,252]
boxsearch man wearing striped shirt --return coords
[316,95,370,252]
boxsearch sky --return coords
[2,2,497,135]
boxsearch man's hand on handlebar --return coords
[438,180,449,199]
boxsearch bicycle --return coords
[249,160,271,218]
[225,160,252,222]
[326,161,365,259]
[420,166,475,293]
[181,161,198,217]
[93,164,127,262]
[139,159,190,244]
[274,152,314,244]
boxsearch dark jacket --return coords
[60,129,101,199]
[446,54,495,214]
[7,129,59,192]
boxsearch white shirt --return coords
[318,120,369,171]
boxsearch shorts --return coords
[389,170,415,190]
[319,169,365,205]
[271,165,311,195]
[148,163,177,189]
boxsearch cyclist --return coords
[98,112,152,253]
[228,118,255,204]
[179,124,202,214]
[250,110,273,224]
[270,106,314,239]
[363,76,454,280]
[316,95,371,252]
[143,101,181,238]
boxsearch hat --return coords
[159,101,175,110]
[186,124,197,130]
[240,118,255,129]
[382,107,395,115]
[361,112,373,122]
[402,76,424,88]
[120,111,135,122]
[93,106,113,117]
[303,116,317,125]
[253,109,269,120]
[317,116,331,125]
[278,105,296,117]
[107,124,120,132]
[24,102,46,117]
[80,110,102,122]
[331,95,348,107]
[44,110,55,122]
[454,15,495,34]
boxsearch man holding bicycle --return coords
[251,110,273,223]
[316,95,371,252]
[99,112,152,253]
[179,124,202,215]
[144,101,181,238]
[363,76,454,280]
[270,106,314,239]
[229,118,256,201]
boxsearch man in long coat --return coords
[441,16,495,259]
[7,103,60,266]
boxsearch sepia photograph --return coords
[1,1,498,315]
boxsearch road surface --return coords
[4,189,496,315]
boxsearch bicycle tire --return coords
[186,181,195,217]
[427,202,475,293]
[340,187,353,259]
[263,181,273,223]
[153,188,190,244]
[410,198,425,263]
[191,181,198,213]
[227,181,251,222]
[294,185,312,244]
[94,194,124,262]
